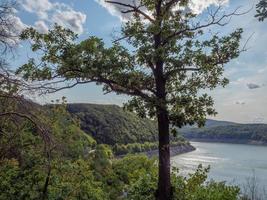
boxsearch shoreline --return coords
[188,138,267,146]
[116,144,196,158]
[146,144,196,157]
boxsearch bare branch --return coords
[163,6,251,45]
[106,0,155,22]
[0,111,51,143]
[0,0,21,54]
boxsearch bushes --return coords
[127,165,240,200]
[0,159,45,200]
[48,159,107,200]
[0,149,248,200]
[113,142,158,155]
[113,141,189,155]
[0,103,255,200]
[0,158,107,200]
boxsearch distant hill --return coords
[66,103,267,147]
[178,119,239,133]
[67,103,158,145]
[203,119,239,128]
[180,121,267,145]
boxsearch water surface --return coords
[172,142,267,188]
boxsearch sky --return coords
[8,0,267,124]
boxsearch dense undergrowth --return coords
[0,103,261,200]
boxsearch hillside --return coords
[202,119,239,128]
[67,103,266,147]
[67,103,159,145]
[180,121,267,145]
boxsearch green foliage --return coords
[113,140,188,156]
[66,103,158,145]
[127,173,157,200]
[256,0,267,21]
[112,155,157,185]
[126,165,240,200]
[181,124,267,144]
[0,159,46,200]
[15,1,245,198]
[0,159,106,200]
[47,103,97,159]
[0,111,242,200]
[0,101,99,200]
[17,3,243,128]
[48,159,106,200]
[103,154,158,199]
[113,142,158,155]
[66,103,190,149]
[90,144,113,180]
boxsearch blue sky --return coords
[10,0,267,123]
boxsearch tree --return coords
[0,0,20,53]
[17,1,244,199]
[0,4,52,192]
[0,0,48,138]
[255,0,267,21]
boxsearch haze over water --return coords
[172,142,267,189]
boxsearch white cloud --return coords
[52,10,86,34]
[0,14,27,47]
[20,0,87,34]
[94,0,142,21]
[94,0,120,17]
[12,15,27,34]
[21,0,53,19]
[189,0,229,14]
[94,0,229,21]
[34,20,49,33]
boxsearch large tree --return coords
[17,1,244,199]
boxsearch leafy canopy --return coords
[17,1,243,128]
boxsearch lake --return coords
[172,142,267,189]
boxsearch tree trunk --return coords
[154,2,171,197]
[156,108,171,200]
[154,61,171,199]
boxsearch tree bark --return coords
[157,108,171,200]
[154,66,171,200]
[154,2,171,198]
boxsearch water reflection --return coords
[172,142,267,188]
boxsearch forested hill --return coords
[180,121,267,145]
[67,103,266,146]
[201,119,238,128]
[67,103,158,145]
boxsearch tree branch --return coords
[0,111,50,143]
[106,0,155,22]
[165,67,200,79]
[29,75,155,102]
[163,6,250,45]
[164,0,181,12]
